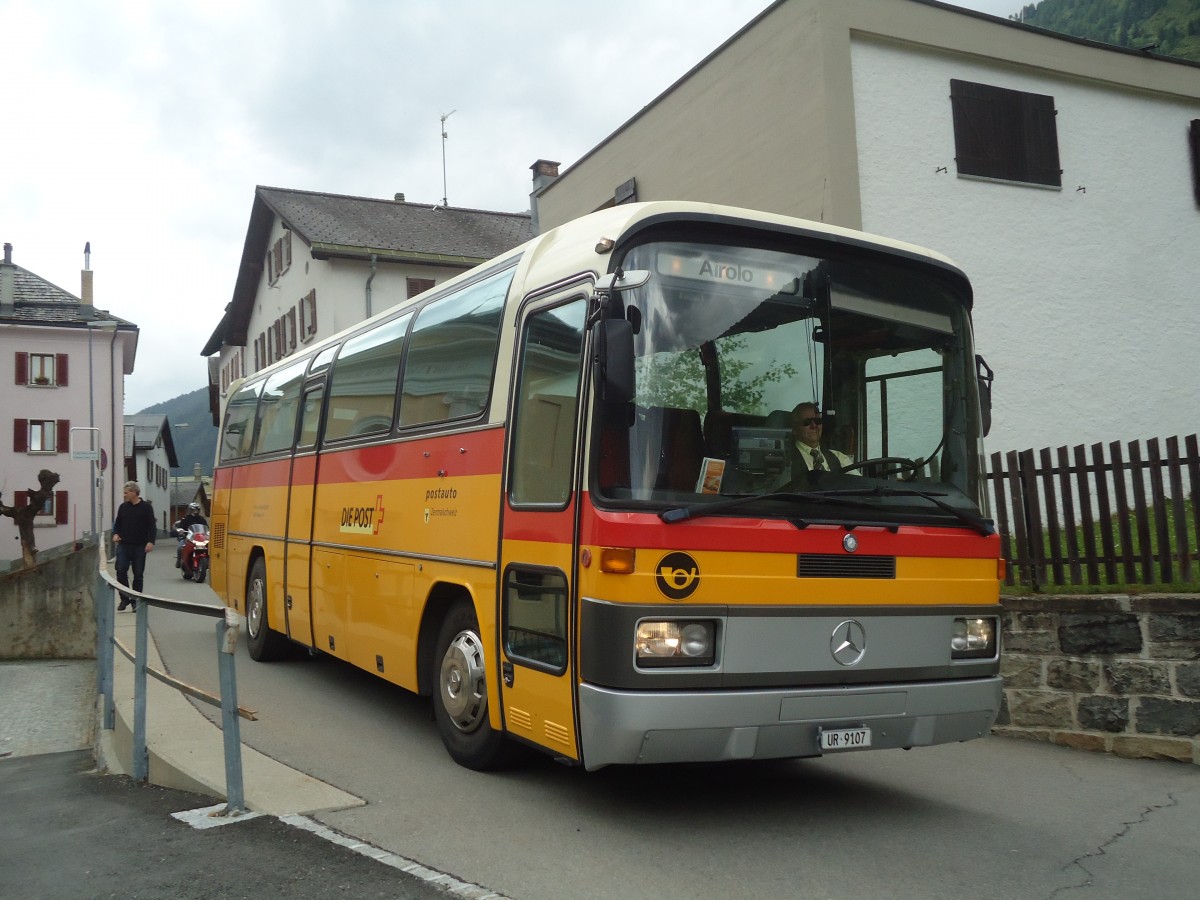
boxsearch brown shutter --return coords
[1190,119,1200,207]
[14,490,28,508]
[56,353,69,387]
[15,352,28,385]
[57,419,70,453]
[14,418,28,453]
[55,490,69,524]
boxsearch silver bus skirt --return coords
[576,676,1003,770]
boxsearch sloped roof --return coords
[258,187,533,260]
[201,186,533,356]
[0,263,137,329]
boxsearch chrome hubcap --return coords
[247,578,264,637]
[440,630,487,732]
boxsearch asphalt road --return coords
[0,750,468,900]
[138,549,1200,900]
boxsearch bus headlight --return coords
[635,620,716,667]
[951,617,997,659]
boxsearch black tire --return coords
[432,601,511,770]
[195,557,208,584]
[245,557,288,661]
[181,566,192,580]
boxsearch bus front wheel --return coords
[432,601,510,770]
[246,558,288,662]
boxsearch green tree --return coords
[635,336,798,414]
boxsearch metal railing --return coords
[94,544,256,815]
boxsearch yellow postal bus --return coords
[211,201,1002,770]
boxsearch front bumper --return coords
[577,675,1002,770]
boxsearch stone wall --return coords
[997,594,1200,765]
[0,542,98,659]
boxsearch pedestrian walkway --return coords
[0,659,94,759]
[0,749,466,900]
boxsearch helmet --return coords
[188,502,201,513]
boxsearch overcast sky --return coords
[3,0,1022,415]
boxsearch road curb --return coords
[99,611,365,816]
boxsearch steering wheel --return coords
[841,456,921,479]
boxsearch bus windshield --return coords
[594,238,987,528]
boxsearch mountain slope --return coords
[138,388,218,477]
[1015,0,1200,62]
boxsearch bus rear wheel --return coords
[432,601,510,770]
[246,558,287,662]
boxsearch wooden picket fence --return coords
[986,434,1200,591]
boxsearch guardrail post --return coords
[96,545,115,731]
[132,601,149,781]
[216,609,245,815]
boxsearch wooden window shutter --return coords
[56,353,69,387]
[55,490,69,524]
[57,419,70,452]
[15,352,28,385]
[14,418,28,453]
[407,278,435,299]
[14,490,28,508]
[950,79,1061,187]
[1190,119,1200,207]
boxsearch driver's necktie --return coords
[811,448,825,471]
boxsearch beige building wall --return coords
[536,0,858,229]
[537,0,1200,232]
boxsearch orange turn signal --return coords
[600,547,636,574]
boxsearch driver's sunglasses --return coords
[799,417,823,427]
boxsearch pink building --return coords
[1,242,138,568]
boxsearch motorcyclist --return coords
[174,502,207,570]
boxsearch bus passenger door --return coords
[498,296,587,763]
[284,383,324,648]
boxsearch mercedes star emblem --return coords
[831,619,867,666]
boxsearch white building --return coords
[0,242,137,567]
[532,0,1200,456]
[202,187,533,417]
[123,414,181,536]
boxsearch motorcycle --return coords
[176,523,210,583]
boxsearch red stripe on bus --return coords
[578,500,998,558]
[215,427,505,487]
[503,508,576,543]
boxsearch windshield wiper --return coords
[813,486,995,536]
[660,486,994,536]
[660,491,876,524]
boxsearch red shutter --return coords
[15,352,28,385]
[14,418,28,453]
[55,490,69,524]
[57,419,70,453]
[14,490,28,508]
[56,353,69,387]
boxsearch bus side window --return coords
[254,359,308,456]
[398,268,513,428]
[296,386,324,450]
[509,297,586,505]
[325,313,410,443]
[220,380,263,462]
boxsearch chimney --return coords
[1,243,15,315]
[81,241,94,311]
[529,159,561,235]
[394,193,406,202]
[193,462,203,479]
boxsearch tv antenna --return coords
[440,110,456,207]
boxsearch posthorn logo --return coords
[655,552,700,600]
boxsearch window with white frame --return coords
[29,420,57,452]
